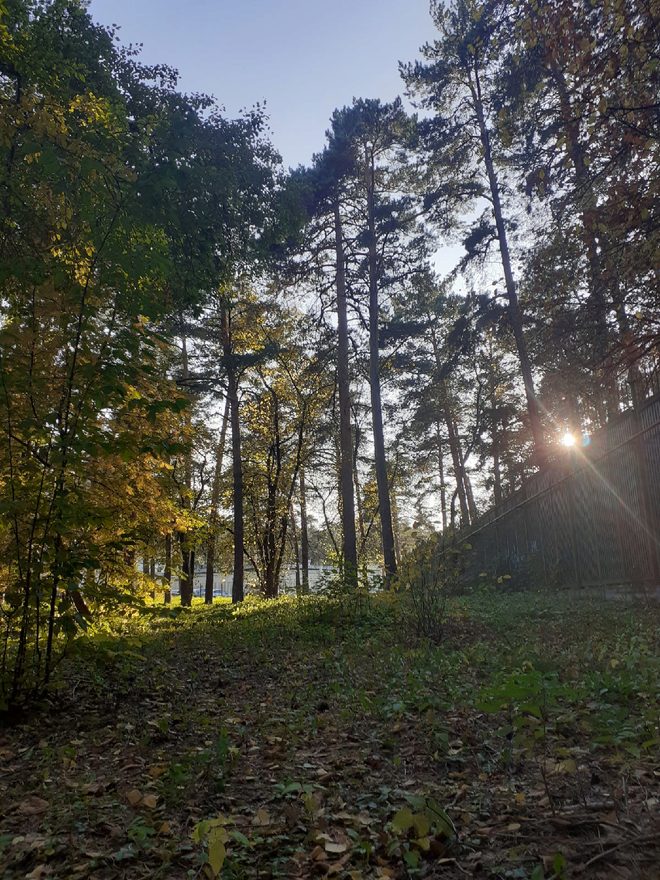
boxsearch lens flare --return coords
[561,432,576,448]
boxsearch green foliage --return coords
[396,536,468,641]
[388,795,456,869]
[0,0,280,707]
[192,817,229,878]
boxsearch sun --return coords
[560,432,576,448]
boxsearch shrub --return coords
[396,535,467,642]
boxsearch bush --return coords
[396,536,467,642]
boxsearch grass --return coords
[0,589,658,879]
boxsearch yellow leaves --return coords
[192,818,229,878]
[48,239,95,287]
[68,92,112,128]
[124,385,143,402]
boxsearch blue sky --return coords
[88,0,435,169]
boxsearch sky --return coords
[87,0,435,169]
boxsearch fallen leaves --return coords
[16,796,49,816]
[125,788,143,807]
[1,595,658,880]
[24,866,50,880]
[142,793,159,810]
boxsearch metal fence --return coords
[459,394,660,591]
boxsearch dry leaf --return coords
[17,796,49,815]
[328,854,351,875]
[25,866,50,880]
[253,808,271,826]
[126,788,143,807]
[142,793,158,809]
[324,842,348,854]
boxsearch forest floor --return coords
[0,591,658,880]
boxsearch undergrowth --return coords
[1,590,658,879]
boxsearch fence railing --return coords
[458,394,660,590]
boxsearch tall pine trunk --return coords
[178,333,194,607]
[551,61,619,417]
[428,322,471,526]
[221,303,244,603]
[366,153,397,583]
[471,66,544,462]
[334,200,358,585]
[205,395,230,603]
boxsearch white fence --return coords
[145,564,341,598]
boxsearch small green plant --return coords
[530,852,568,879]
[127,818,157,851]
[388,794,456,870]
[193,817,230,878]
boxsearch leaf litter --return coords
[0,592,658,878]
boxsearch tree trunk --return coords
[178,533,194,606]
[290,502,301,595]
[352,420,370,585]
[391,490,402,571]
[551,61,619,417]
[456,419,477,521]
[163,533,172,604]
[471,65,544,462]
[492,423,503,507]
[444,394,470,525]
[299,467,310,594]
[221,303,244,604]
[333,200,358,585]
[366,153,397,584]
[178,332,194,607]
[205,395,230,603]
[427,323,470,525]
[435,419,448,531]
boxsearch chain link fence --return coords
[458,395,660,591]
